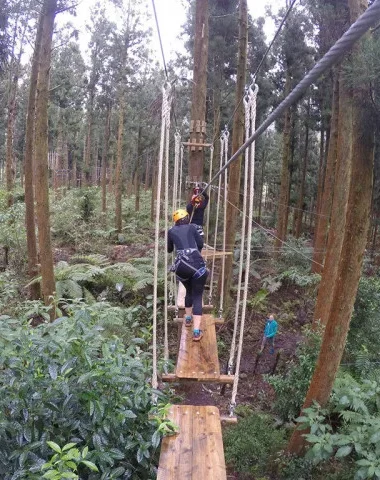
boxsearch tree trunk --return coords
[295,105,310,238]
[288,0,374,454]
[24,9,44,299]
[275,71,292,250]
[188,0,209,181]
[312,71,340,272]
[221,0,248,299]
[313,65,352,325]
[101,104,111,214]
[115,96,125,233]
[34,0,57,306]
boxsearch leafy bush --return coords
[267,324,323,421]
[295,373,380,480]
[223,410,286,478]
[0,303,173,479]
[345,276,380,364]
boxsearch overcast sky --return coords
[65,0,286,64]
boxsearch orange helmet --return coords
[173,209,188,223]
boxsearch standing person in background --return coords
[260,314,278,354]
[168,209,209,341]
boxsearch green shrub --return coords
[295,373,380,480]
[0,303,173,479]
[223,410,286,477]
[266,324,323,421]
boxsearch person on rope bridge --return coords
[186,186,209,238]
[260,314,278,354]
[168,209,209,342]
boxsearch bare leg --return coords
[193,314,202,331]
[185,307,192,318]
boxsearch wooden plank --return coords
[193,406,227,479]
[176,314,219,380]
[168,304,214,313]
[157,405,227,480]
[161,373,234,384]
[173,316,224,325]
[202,250,233,260]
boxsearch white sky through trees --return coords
[64,0,285,64]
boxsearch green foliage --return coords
[295,374,380,480]
[267,324,323,421]
[79,190,97,222]
[277,267,321,288]
[41,442,98,479]
[223,410,286,478]
[0,303,173,479]
[0,200,27,269]
[346,276,380,365]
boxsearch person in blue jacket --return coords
[260,314,278,354]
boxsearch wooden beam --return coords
[161,373,234,384]
[168,304,214,313]
[202,250,233,260]
[172,316,224,325]
[157,405,227,480]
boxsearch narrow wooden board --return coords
[168,304,214,313]
[202,250,232,260]
[157,405,227,480]
[161,373,234,384]
[173,316,224,325]
[176,314,220,380]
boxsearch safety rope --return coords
[153,83,172,391]
[219,130,229,318]
[205,145,214,247]
[230,85,258,415]
[227,87,252,375]
[209,131,228,305]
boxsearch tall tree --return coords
[288,0,375,454]
[24,8,43,299]
[221,0,248,298]
[188,0,209,181]
[34,0,57,305]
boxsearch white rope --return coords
[153,84,172,390]
[164,92,172,366]
[205,145,214,246]
[230,85,258,413]
[209,132,227,303]
[178,143,184,206]
[219,131,229,317]
[169,132,182,313]
[228,89,251,375]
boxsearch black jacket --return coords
[186,191,209,226]
[167,224,204,253]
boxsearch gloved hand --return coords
[191,194,204,207]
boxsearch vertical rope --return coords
[153,84,172,390]
[178,143,184,206]
[230,85,258,413]
[228,91,251,374]
[163,92,172,365]
[219,131,229,317]
[205,145,214,247]
[209,133,225,303]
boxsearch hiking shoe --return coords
[192,329,203,342]
[185,315,192,327]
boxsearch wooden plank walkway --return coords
[157,405,227,480]
[176,314,219,380]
